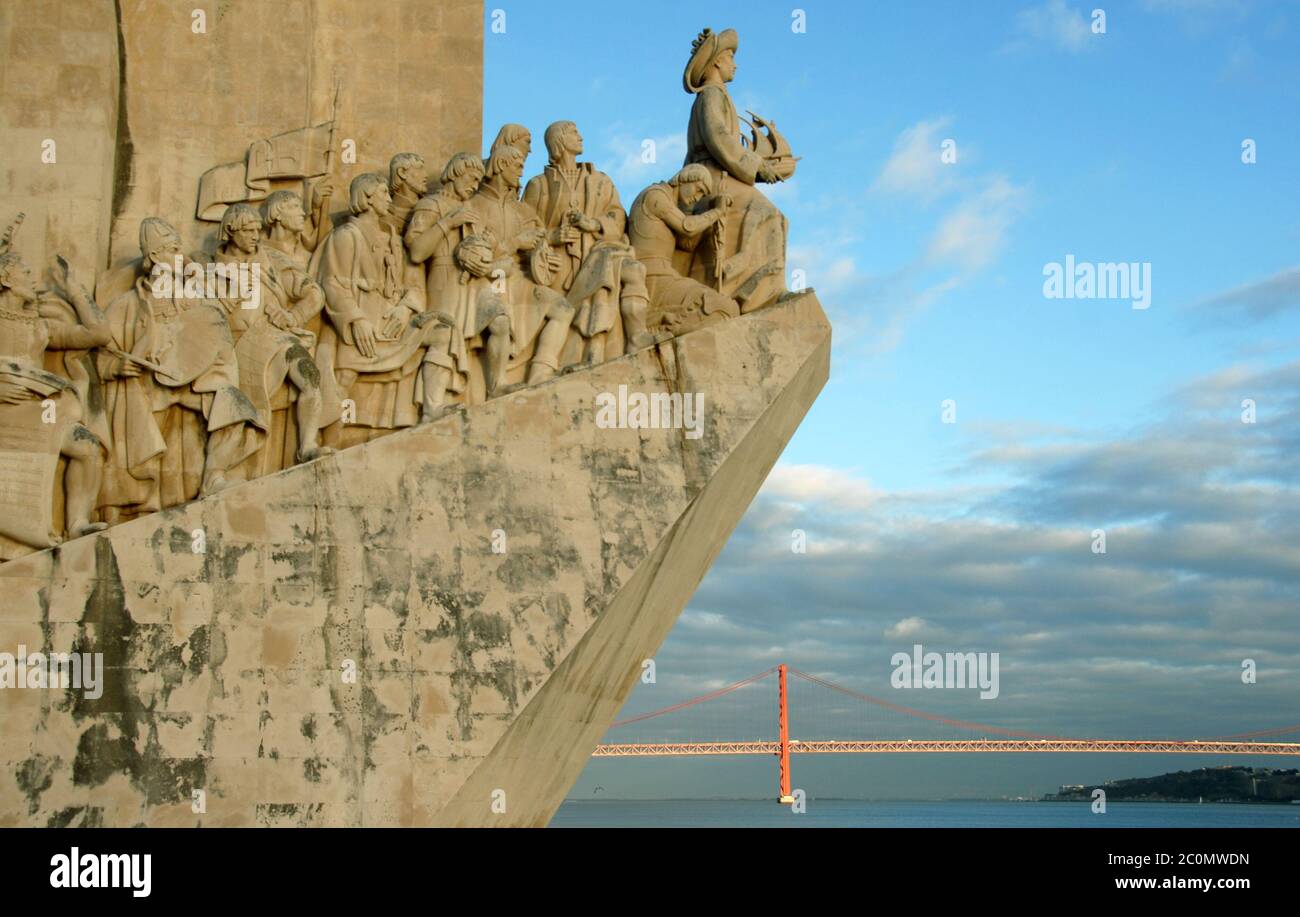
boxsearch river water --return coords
[549,799,1300,827]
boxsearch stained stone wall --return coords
[0,0,483,276]
[0,293,831,827]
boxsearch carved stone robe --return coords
[462,182,569,367]
[683,82,787,301]
[0,306,103,551]
[685,84,764,185]
[96,279,262,521]
[315,217,428,442]
[627,182,737,332]
[405,190,474,382]
[522,163,626,293]
[216,248,339,477]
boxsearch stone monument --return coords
[0,4,829,827]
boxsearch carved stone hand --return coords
[352,318,378,359]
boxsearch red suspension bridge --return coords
[591,665,1300,802]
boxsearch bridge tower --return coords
[778,664,795,803]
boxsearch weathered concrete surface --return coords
[0,292,830,827]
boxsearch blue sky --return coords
[485,0,1300,800]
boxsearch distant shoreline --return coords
[1044,765,1299,805]
[564,796,1300,806]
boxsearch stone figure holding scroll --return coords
[682,27,793,312]
[315,173,460,443]
[96,218,263,522]
[0,252,111,549]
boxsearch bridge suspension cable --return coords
[595,663,1300,800]
[609,667,777,728]
[787,667,1059,740]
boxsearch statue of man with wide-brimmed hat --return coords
[682,26,795,313]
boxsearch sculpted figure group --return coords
[0,26,799,556]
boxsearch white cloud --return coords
[871,117,957,200]
[1014,0,1096,53]
[761,463,877,511]
[678,610,745,634]
[789,118,1029,357]
[602,132,686,190]
[926,176,1028,271]
[885,616,931,639]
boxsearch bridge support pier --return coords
[778,664,795,803]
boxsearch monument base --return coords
[0,292,830,827]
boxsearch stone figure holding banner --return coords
[262,185,337,265]
[196,121,337,222]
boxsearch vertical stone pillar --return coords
[1,0,483,275]
[0,0,120,280]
